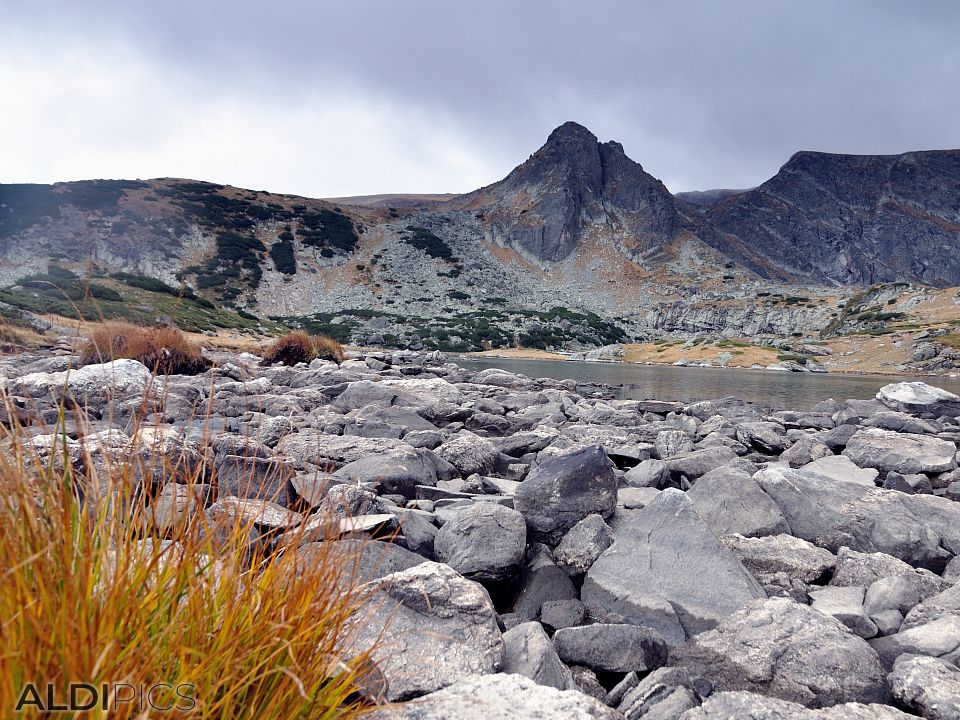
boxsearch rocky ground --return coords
[4,347,960,718]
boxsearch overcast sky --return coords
[3,1,959,197]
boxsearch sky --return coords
[3,1,959,197]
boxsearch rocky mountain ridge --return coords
[1,123,958,349]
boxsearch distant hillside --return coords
[2,124,959,350]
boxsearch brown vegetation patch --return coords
[81,322,208,375]
[261,331,344,366]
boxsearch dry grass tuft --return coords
[81,322,209,374]
[0,396,379,718]
[262,331,344,366]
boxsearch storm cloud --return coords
[3,0,959,196]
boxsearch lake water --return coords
[458,357,960,411]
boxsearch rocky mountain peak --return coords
[454,122,683,264]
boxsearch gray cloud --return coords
[3,0,959,195]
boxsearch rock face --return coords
[347,562,504,701]
[514,445,617,544]
[706,148,960,286]
[434,503,526,581]
[452,121,688,265]
[672,597,890,708]
[582,489,764,638]
[365,673,623,720]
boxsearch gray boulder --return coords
[736,421,789,454]
[663,446,739,480]
[780,436,833,468]
[870,615,960,670]
[434,432,501,477]
[365,673,622,720]
[346,561,503,701]
[686,466,789,537]
[332,447,453,498]
[721,533,835,584]
[842,428,957,475]
[755,466,960,571]
[889,654,960,720]
[434,503,526,581]
[681,690,913,719]
[671,597,889,707]
[501,621,573,691]
[809,586,878,639]
[582,489,764,639]
[515,445,617,544]
[553,514,613,577]
[553,624,667,674]
[877,381,960,418]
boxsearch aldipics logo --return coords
[14,683,196,713]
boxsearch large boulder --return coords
[346,561,503,701]
[515,445,617,544]
[434,432,501,477]
[671,597,889,708]
[365,673,622,720]
[582,489,764,639]
[889,654,960,720]
[755,466,960,571]
[434,503,526,581]
[14,358,154,402]
[553,624,667,674]
[842,428,957,475]
[681,691,914,719]
[877,381,960,418]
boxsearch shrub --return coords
[403,226,453,260]
[269,241,296,275]
[261,331,344,366]
[0,398,377,717]
[81,322,208,375]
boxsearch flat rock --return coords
[582,489,764,639]
[346,561,504,701]
[799,455,879,486]
[553,623,667,674]
[809,586,878,639]
[721,533,835,584]
[870,615,960,670]
[842,428,957,475]
[671,597,889,707]
[681,690,913,719]
[365,673,622,720]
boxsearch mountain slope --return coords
[706,149,960,286]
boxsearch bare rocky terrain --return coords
[5,344,960,718]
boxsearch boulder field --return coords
[5,349,960,718]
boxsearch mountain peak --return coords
[544,121,598,146]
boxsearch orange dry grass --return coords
[262,332,344,366]
[0,397,379,718]
[82,322,208,374]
